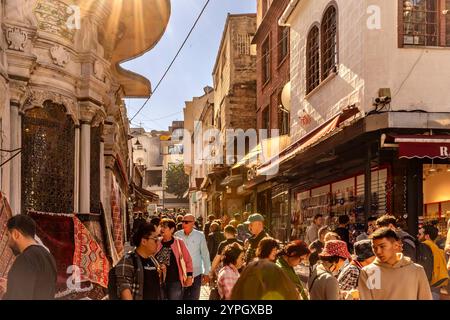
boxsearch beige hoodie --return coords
[358,253,432,300]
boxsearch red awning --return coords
[257,106,360,176]
[395,135,450,159]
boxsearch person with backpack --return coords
[110,223,163,300]
[375,215,416,259]
[155,218,193,300]
[375,214,434,281]
[418,224,449,300]
[358,227,432,300]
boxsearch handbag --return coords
[176,238,188,282]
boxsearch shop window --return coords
[321,4,338,80]
[262,37,271,85]
[306,25,320,94]
[22,101,75,213]
[401,0,448,47]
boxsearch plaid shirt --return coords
[115,251,162,300]
[217,265,240,300]
[337,261,362,291]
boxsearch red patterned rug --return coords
[111,180,124,257]
[73,217,109,288]
[0,193,14,279]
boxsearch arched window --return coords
[321,4,338,80]
[22,101,75,213]
[306,25,320,94]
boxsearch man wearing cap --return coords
[174,214,211,300]
[338,240,375,294]
[243,213,269,265]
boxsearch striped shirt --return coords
[217,265,240,300]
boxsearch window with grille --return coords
[306,25,320,94]
[262,37,271,84]
[401,0,450,47]
[279,26,289,63]
[237,33,252,55]
[321,5,338,80]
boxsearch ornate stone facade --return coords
[0,0,171,276]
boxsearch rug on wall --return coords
[73,216,109,288]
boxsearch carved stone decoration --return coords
[22,89,78,124]
[5,27,28,51]
[93,60,105,82]
[34,0,76,43]
[50,45,70,67]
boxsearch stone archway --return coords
[21,100,75,213]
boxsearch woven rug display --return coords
[73,216,109,288]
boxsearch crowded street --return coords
[0,0,450,305]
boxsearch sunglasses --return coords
[182,221,194,224]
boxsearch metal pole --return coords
[364,143,372,224]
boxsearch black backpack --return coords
[401,234,433,282]
[415,241,434,283]
[108,252,138,300]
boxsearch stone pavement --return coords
[200,285,211,300]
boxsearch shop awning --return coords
[395,135,450,159]
[232,135,291,170]
[132,183,159,202]
[257,106,360,176]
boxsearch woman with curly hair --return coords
[217,242,245,300]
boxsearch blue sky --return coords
[123,0,256,131]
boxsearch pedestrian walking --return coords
[3,215,57,300]
[418,224,449,300]
[256,237,280,262]
[338,239,375,296]
[207,222,225,262]
[217,242,244,300]
[174,214,211,300]
[305,214,324,245]
[210,225,243,278]
[356,216,377,242]
[203,214,215,237]
[113,223,163,300]
[358,227,432,300]
[231,259,299,300]
[334,215,352,252]
[156,218,194,300]
[275,240,310,300]
[308,240,351,300]
[309,226,330,266]
[243,213,269,265]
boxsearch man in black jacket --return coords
[4,215,57,300]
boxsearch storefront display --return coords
[290,167,390,240]
[422,164,450,236]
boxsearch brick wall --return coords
[255,0,291,133]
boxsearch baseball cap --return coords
[246,213,264,224]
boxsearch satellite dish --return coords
[281,82,291,112]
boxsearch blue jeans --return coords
[182,275,202,300]
[163,281,184,300]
